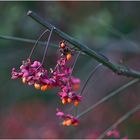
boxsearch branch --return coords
[27,10,140,78]
[0,35,44,45]
[0,35,58,48]
[77,78,139,118]
[98,104,140,139]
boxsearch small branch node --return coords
[27,10,32,16]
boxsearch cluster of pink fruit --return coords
[11,41,81,126]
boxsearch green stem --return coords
[0,35,45,45]
[0,35,58,48]
[76,79,139,118]
[98,104,140,139]
[27,10,140,78]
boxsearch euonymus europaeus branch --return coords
[0,35,58,48]
[27,10,140,78]
[77,78,139,118]
[98,103,140,139]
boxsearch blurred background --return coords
[0,1,140,139]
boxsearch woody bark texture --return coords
[27,10,140,79]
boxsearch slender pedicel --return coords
[80,63,103,95]
[74,63,102,116]
[68,63,102,115]
[28,29,49,59]
[71,51,81,75]
[41,27,54,65]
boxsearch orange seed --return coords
[62,98,67,105]
[41,85,48,91]
[73,84,80,91]
[67,98,72,103]
[65,119,72,126]
[60,42,65,48]
[22,77,26,84]
[74,100,79,107]
[62,121,67,126]
[66,53,72,60]
[34,83,40,90]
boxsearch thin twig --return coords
[98,104,140,139]
[76,79,139,118]
[1,35,139,54]
[0,35,58,48]
[27,10,140,78]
